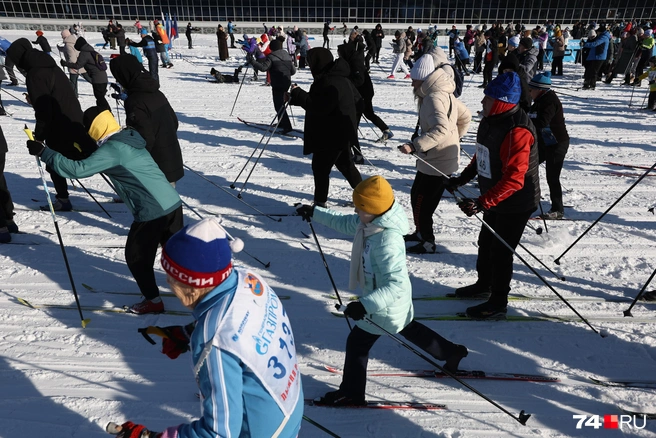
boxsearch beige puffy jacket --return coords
[411,67,471,176]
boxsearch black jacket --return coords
[250,49,296,91]
[63,37,108,84]
[6,38,96,157]
[114,28,126,47]
[33,35,51,53]
[338,40,374,100]
[528,89,569,145]
[110,55,184,182]
[290,54,362,155]
[372,26,385,48]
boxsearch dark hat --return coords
[307,47,334,77]
[519,37,534,49]
[6,38,32,68]
[498,54,520,73]
[269,39,282,52]
[83,106,105,131]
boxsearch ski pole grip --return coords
[23,124,34,141]
[106,422,122,435]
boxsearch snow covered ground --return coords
[2,29,656,437]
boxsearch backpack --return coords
[92,51,107,71]
[442,63,464,98]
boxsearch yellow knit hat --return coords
[352,175,394,215]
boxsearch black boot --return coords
[454,282,491,298]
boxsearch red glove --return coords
[161,323,194,359]
[113,421,159,438]
[458,198,484,217]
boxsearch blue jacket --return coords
[584,31,611,61]
[313,202,414,335]
[41,129,181,222]
[170,270,304,438]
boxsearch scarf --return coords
[349,221,385,290]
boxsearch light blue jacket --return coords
[170,270,304,438]
[584,31,611,61]
[41,129,181,222]
[313,202,414,335]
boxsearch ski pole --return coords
[307,220,352,330]
[184,163,282,223]
[230,109,280,189]
[1,87,31,106]
[237,101,290,197]
[73,178,112,218]
[624,266,656,317]
[179,198,271,269]
[628,82,637,107]
[229,64,250,116]
[24,125,90,328]
[536,202,549,235]
[554,160,656,265]
[407,150,565,281]
[351,311,531,425]
[361,114,382,142]
[303,415,341,438]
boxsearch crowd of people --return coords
[1,15,655,436]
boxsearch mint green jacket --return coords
[313,201,414,335]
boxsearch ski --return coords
[16,298,191,316]
[588,377,656,388]
[324,365,559,383]
[330,311,655,323]
[81,283,290,300]
[529,216,577,221]
[238,117,304,139]
[619,408,656,419]
[305,398,446,410]
[326,293,642,304]
[604,161,654,171]
[599,170,656,178]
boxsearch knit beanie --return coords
[161,218,243,288]
[588,30,597,38]
[83,108,122,142]
[140,27,148,35]
[508,35,520,47]
[529,71,552,90]
[352,176,394,215]
[36,30,43,37]
[410,54,435,80]
[519,37,534,49]
[484,72,521,104]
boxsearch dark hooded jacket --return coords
[110,55,183,182]
[249,47,296,91]
[63,37,108,84]
[6,38,96,157]
[338,39,374,100]
[289,48,362,155]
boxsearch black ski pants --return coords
[311,148,362,205]
[0,150,14,228]
[340,323,460,399]
[358,98,389,133]
[551,56,564,76]
[92,83,110,112]
[475,208,534,307]
[539,140,569,213]
[125,206,183,300]
[483,58,495,86]
[272,88,292,132]
[410,171,447,243]
[323,35,330,49]
[584,60,603,88]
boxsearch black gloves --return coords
[26,140,45,157]
[344,301,367,320]
[59,59,66,67]
[457,198,484,217]
[110,83,122,93]
[296,204,314,222]
[444,175,467,194]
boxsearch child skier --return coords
[296,175,468,406]
[636,56,656,110]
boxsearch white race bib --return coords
[475,142,492,179]
[216,270,301,416]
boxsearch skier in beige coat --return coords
[398,52,471,254]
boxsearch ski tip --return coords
[81,318,91,329]
[17,297,35,308]
[264,262,271,269]
[82,283,94,291]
